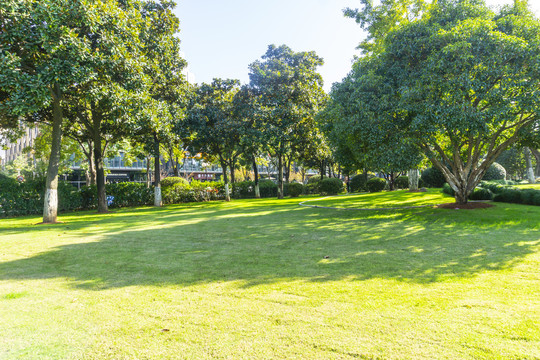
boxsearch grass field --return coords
[1,194,539,359]
[302,188,453,209]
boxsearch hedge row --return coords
[441,181,540,205]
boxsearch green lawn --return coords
[516,183,540,189]
[1,195,539,359]
[303,188,453,209]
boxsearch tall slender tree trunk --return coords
[220,158,230,202]
[87,142,96,186]
[146,156,151,188]
[320,160,326,179]
[252,156,260,198]
[285,156,291,184]
[530,148,540,177]
[408,169,420,191]
[174,156,179,177]
[43,84,63,223]
[278,154,284,199]
[154,134,162,207]
[524,147,536,184]
[91,104,108,213]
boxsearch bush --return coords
[479,181,507,194]
[161,177,188,188]
[318,177,345,195]
[394,176,409,189]
[288,182,304,197]
[493,188,523,204]
[58,181,82,211]
[304,182,319,195]
[469,187,494,201]
[366,177,387,193]
[520,189,538,205]
[350,174,368,192]
[482,162,506,181]
[258,179,278,198]
[421,167,446,188]
[442,183,455,197]
[232,181,255,199]
[307,175,322,184]
[107,182,153,208]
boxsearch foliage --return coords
[163,181,224,204]
[106,183,153,208]
[482,162,507,181]
[318,178,345,195]
[326,1,540,204]
[350,174,368,192]
[442,183,455,197]
[468,187,494,201]
[421,167,446,188]
[161,177,189,188]
[394,176,409,190]
[287,182,304,197]
[232,181,256,199]
[307,175,322,184]
[366,177,387,193]
[494,188,526,204]
[258,179,278,198]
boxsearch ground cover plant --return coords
[1,194,539,359]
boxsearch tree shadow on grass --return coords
[1,201,539,289]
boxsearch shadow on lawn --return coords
[1,200,539,289]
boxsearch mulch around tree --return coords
[437,202,494,210]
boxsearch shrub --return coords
[394,176,409,189]
[307,175,322,184]
[318,177,345,195]
[232,181,255,199]
[58,181,82,211]
[479,181,507,194]
[493,188,523,204]
[520,189,538,205]
[258,179,278,198]
[469,187,493,201]
[421,167,446,188]
[350,174,368,192]
[288,182,304,197]
[79,185,98,209]
[442,183,455,197]
[366,177,387,193]
[482,162,506,181]
[305,182,319,195]
[107,182,153,208]
[161,177,188,188]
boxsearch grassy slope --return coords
[1,196,539,359]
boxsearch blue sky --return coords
[174,0,540,92]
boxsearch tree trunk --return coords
[285,156,291,184]
[174,156,179,177]
[252,156,260,198]
[220,158,230,201]
[531,148,540,177]
[42,84,63,223]
[320,160,326,179]
[408,169,419,191]
[230,160,236,184]
[154,135,162,207]
[278,154,284,199]
[92,105,108,213]
[146,156,151,188]
[524,147,536,184]
[87,142,96,186]
[388,171,395,191]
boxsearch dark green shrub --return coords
[442,183,455,197]
[350,174,368,192]
[258,179,278,198]
[307,175,322,184]
[107,182,153,208]
[79,185,98,209]
[479,181,507,194]
[520,189,538,205]
[482,162,506,181]
[305,182,319,195]
[394,176,409,189]
[232,181,255,199]
[493,188,523,204]
[534,192,540,206]
[318,177,344,195]
[366,177,387,193]
[469,187,493,201]
[288,182,304,197]
[421,167,446,188]
[161,177,188,188]
[58,181,82,211]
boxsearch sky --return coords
[175,0,540,92]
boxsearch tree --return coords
[0,0,97,222]
[186,79,241,201]
[327,0,540,204]
[249,44,326,198]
